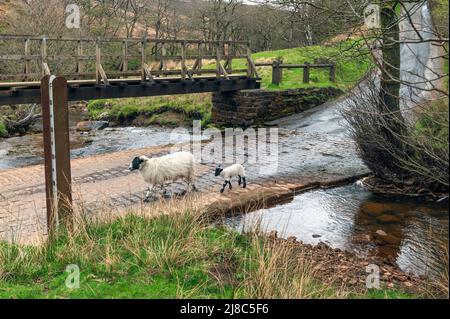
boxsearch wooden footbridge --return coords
[0,35,260,106]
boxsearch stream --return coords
[226,184,448,279]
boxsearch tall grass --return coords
[0,196,349,299]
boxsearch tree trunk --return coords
[380,4,401,113]
[379,3,408,152]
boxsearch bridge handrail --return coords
[0,34,250,45]
[0,34,258,85]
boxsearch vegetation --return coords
[88,94,212,127]
[0,201,419,299]
[234,41,371,91]
[0,121,8,138]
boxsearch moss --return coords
[0,121,8,138]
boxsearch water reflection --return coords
[227,184,448,278]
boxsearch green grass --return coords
[0,121,8,138]
[88,94,212,127]
[0,206,420,299]
[213,40,372,91]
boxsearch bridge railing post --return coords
[76,40,83,75]
[141,35,147,82]
[95,38,101,84]
[24,38,31,80]
[181,40,187,80]
[122,39,128,78]
[41,35,50,77]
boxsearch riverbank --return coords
[0,199,445,299]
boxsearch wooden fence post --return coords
[303,62,310,84]
[272,59,283,85]
[41,75,73,236]
[329,64,336,82]
[216,42,222,78]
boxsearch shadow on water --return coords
[226,184,448,279]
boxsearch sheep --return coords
[129,152,197,202]
[215,164,247,193]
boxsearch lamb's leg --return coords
[228,179,232,190]
[188,181,199,193]
[238,175,242,186]
[220,181,228,193]
[144,186,153,202]
[243,177,247,188]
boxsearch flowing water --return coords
[0,125,203,170]
[226,184,448,278]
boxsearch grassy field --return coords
[0,198,423,300]
[232,41,371,91]
[87,41,371,127]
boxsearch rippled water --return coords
[0,126,204,170]
[227,184,449,278]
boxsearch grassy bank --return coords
[0,200,422,299]
[88,94,212,127]
[87,41,371,127]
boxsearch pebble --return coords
[376,229,387,236]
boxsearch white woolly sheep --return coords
[215,164,247,193]
[129,152,197,201]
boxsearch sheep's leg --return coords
[243,177,247,188]
[238,176,242,186]
[160,184,170,197]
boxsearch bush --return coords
[342,78,449,191]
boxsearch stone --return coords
[376,230,387,236]
[76,121,109,132]
[211,87,343,127]
[287,236,297,243]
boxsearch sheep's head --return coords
[215,166,223,177]
[129,156,145,171]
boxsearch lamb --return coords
[129,152,197,202]
[215,164,247,193]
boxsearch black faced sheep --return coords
[130,152,197,201]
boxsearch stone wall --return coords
[212,87,343,127]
